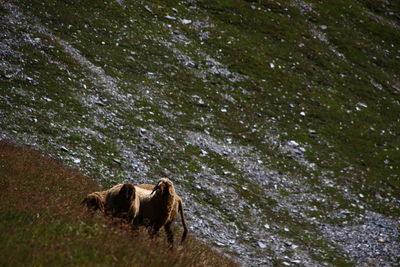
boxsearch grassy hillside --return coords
[1,0,399,265]
[0,140,237,266]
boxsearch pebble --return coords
[181,19,192,25]
[144,5,153,14]
[200,149,208,157]
[215,241,225,247]
[164,15,177,21]
[288,140,299,147]
[112,158,121,164]
[258,241,267,249]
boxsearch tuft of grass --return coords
[0,140,238,266]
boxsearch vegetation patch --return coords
[0,140,237,266]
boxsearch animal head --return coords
[114,184,136,213]
[81,193,105,212]
[119,183,136,201]
[151,178,175,197]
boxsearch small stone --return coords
[357,102,368,108]
[284,227,290,232]
[258,241,267,249]
[289,140,299,147]
[378,238,385,243]
[284,241,293,246]
[264,224,270,229]
[144,5,154,14]
[221,108,227,113]
[300,111,306,116]
[270,63,275,69]
[200,149,208,157]
[181,19,192,24]
[61,146,69,152]
[215,242,225,247]
[73,158,81,164]
[320,25,328,30]
[164,15,177,21]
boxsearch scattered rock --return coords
[164,15,177,21]
[144,5,153,14]
[112,158,121,165]
[258,241,267,249]
[180,19,192,25]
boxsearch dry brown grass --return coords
[0,140,238,266]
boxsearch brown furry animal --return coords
[82,179,188,244]
[134,178,188,244]
[82,183,139,219]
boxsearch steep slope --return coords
[1,0,399,265]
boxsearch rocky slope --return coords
[1,0,399,265]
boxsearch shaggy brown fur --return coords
[134,179,188,244]
[82,183,139,219]
[82,179,188,244]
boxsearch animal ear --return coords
[120,184,135,200]
[151,182,160,195]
